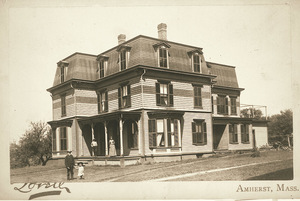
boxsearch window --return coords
[52,130,56,151]
[117,45,131,71]
[120,50,127,70]
[128,122,138,149]
[230,97,237,115]
[194,86,202,108]
[241,124,250,143]
[229,124,238,144]
[193,53,201,73]
[61,95,66,117]
[60,127,67,151]
[97,91,108,113]
[118,85,131,108]
[97,55,108,78]
[167,119,178,147]
[60,65,65,83]
[217,95,229,115]
[148,119,179,148]
[156,82,173,106]
[159,46,168,67]
[192,121,207,145]
[99,60,105,78]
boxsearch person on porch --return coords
[91,138,98,156]
[109,136,116,157]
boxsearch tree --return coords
[10,121,52,168]
[241,108,264,119]
[268,109,293,137]
[268,109,293,145]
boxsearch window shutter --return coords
[155,83,160,106]
[192,122,197,144]
[118,87,121,109]
[174,119,179,146]
[97,93,100,113]
[199,88,202,106]
[229,124,233,143]
[203,122,207,144]
[217,97,220,114]
[225,97,229,114]
[127,85,131,107]
[105,91,108,112]
[169,83,173,106]
[148,119,155,147]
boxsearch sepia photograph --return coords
[1,0,299,200]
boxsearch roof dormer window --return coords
[57,61,69,83]
[153,42,171,68]
[117,45,131,71]
[96,55,109,79]
[188,49,203,73]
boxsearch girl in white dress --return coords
[77,162,84,179]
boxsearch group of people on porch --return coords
[90,136,116,157]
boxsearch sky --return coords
[3,2,294,142]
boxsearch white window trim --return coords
[192,53,202,73]
[157,46,169,68]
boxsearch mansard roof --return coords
[207,61,240,89]
[51,35,240,90]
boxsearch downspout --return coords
[140,69,146,158]
[140,69,146,108]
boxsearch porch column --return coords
[57,127,61,153]
[138,119,142,155]
[119,119,124,156]
[104,121,108,156]
[178,119,182,151]
[91,123,95,139]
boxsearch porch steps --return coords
[76,156,142,167]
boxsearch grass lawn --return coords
[10,150,293,183]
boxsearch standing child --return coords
[77,162,85,179]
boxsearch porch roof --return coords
[213,117,253,125]
[48,118,73,129]
[77,111,142,126]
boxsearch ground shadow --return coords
[246,168,293,180]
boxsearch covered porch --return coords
[213,117,254,151]
[77,111,142,157]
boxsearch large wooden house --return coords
[47,23,268,165]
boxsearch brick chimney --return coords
[118,34,126,44]
[157,23,167,40]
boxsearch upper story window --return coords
[193,85,202,108]
[217,95,229,115]
[118,84,131,109]
[57,61,69,83]
[60,66,65,83]
[148,118,179,148]
[159,46,168,67]
[60,127,67,151]
[117,45,131,71]
[97,55,109,79]
[188,49,203,73]
[229,124,238,144]
[241,124,250,143]
[97,91,108,113]
[153,42,171,68]
[61,94,66,117]
[230,96,237,115]
[155,81,173,107]
[192,120,207,145]
[193,54,201,73]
